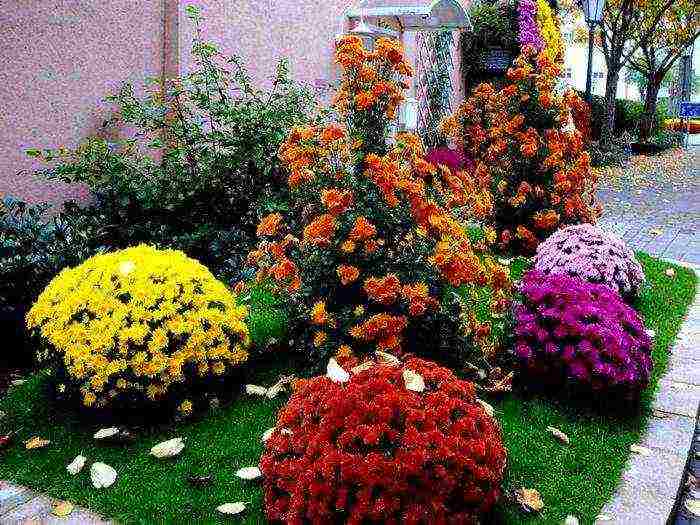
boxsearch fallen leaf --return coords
[52,501,74,517]
[266,375,296,399]
[630,444,651,456]
[650,228,663,236]
[564,516,579,525]
[403,369,425,392]
[217,502,246,515]
[93,427,120,440]
[187,474,213,487]
[327,358,350,383]
[235,466,262,480]
[665,268,676,277]
[686,499,700,517]
[515,487,544,513]
[595,513,614,521]
[477,399,495,417]
[66,455,86,475]
[90,462,117,489]
[262,427,276,443]
[546,426,570,445]
[245,384,268,396]
[375,350,401,366]
[150,437,185,459]
[25,436,50,450]
[351,361,374,374]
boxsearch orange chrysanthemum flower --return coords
[321,188,354,215]
[363,274,401,305]
[349,216,377,241]
[337,264,360,285]
[303,214,337,246]
[257,213,283,237]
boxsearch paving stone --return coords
[666,353,700,386]
[0,493,111,524]
[599,448,684,524]
[640,413,695,455]
[653,380,700,418]
[0,481,36,515]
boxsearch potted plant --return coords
[466,0,520,75]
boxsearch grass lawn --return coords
[0,253,696,524]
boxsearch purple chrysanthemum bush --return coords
[514,271,653,401]
[534,224,645,300]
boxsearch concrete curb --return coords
[596,264,700,525]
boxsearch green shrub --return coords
[30,7,317,283]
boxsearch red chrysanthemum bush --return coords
[242,36,512,369]
[441,46,601,254]
[261,357,507,524]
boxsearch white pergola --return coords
[344,0,472,130]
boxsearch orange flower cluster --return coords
[243,35,511,367]
[349,314,409,352]
[441,47,600,254]
[334,36,412,122]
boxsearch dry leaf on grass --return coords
[217,502,246,515]
[514,487,544,513]
[630,444,651,456]
[546,426,570,445]
[665,268,676,277]
[150,437,185,459]
[245,384,268,396]
[52,501,74,517]
[235,466,262,480]
[25,436,50,449]
[327,358,350,383]
[90,462,117,489]
[596,514,614,521]
[66,455,86,475]
[94,428,120,440]
[403,369,425,392]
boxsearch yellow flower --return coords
[178,400,193,416]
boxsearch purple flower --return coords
[518,0,544,52]
[512,271,653,400]
[534,224,645,300]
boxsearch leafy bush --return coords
[30,7,317,282]
[442,47,600,254]
[534,224,645,299]
[0,198,102,307]
[470,0,520,50]
[244,36,511,371]
[513,271,653,401]
[587,133,632,168]
[261,357,507,523]
[26,245,250,414]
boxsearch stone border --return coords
[596,260,699,524]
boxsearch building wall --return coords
[0,0,164,204]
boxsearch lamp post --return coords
[581,0,606,102]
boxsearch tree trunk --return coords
[639,76,662,142]
[602,69,620,145]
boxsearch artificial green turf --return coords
[0,254,695,524]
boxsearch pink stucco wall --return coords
[0,0,164,204]
[178,0,355,100]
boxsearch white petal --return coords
[90,462,117,489]
[246,384,268,396]
[403,369,425,392]
[150,437,185,459]
[66,455,86,475]
[93,427,120,440]
[235,466,262,480]
[326,358,350,383]
[217,502,246,515]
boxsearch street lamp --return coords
[581,0,606,102]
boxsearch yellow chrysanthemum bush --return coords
[26,245,250,415]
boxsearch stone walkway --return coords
[0,481,110,524]
[597,147,699,265]
[595,147,700,524]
